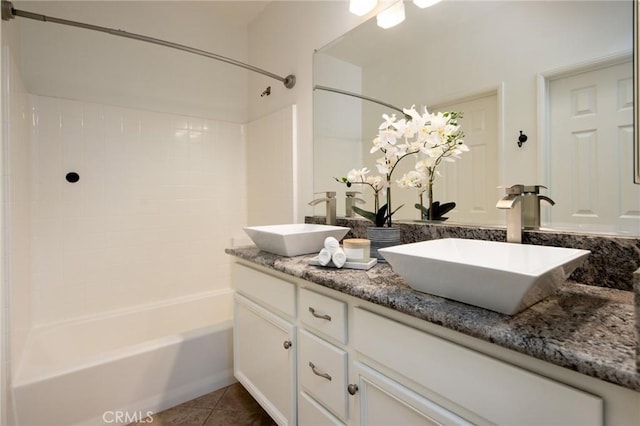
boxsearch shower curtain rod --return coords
[314,85,406,116]
[0,0,296,89]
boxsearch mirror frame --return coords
[635,0,640,183]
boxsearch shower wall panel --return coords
[30,96,246,326]
[2,18,34,382]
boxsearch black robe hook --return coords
[517,131,528,148]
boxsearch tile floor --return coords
[130,383,276,426]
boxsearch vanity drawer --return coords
[299,288,347,344]
[299,391,345,426]
[232,263,295,317]
[353,308,603,426]
[299,329,348,421]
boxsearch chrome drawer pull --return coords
[309,362,332,381]
[283,340,292,350]
[308,307,332,321]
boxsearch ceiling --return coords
[195,1,270,25]
[12,0,271,26]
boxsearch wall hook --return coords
[517,131,528,148]
[260,86,271,97]
[65,172,80,183]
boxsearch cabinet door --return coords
[353,308,603,425]
[351,362,473,426]
[234,294,296,426]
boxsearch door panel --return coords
[549,60,639,233]
[431,93,499,225]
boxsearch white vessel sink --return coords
[243,224,350,257]
[378,238,590,315]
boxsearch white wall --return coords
[248,1,372,222]
[18,1,252,122]
[314,54,364,214]
[246,105,297,226]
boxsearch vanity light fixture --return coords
[349,0,377,16]
[413,0,442,8]
[376,0,405,29]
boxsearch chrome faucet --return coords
[345,191,365,218]
[308,191,337,225]
[521,185,555,230]
[496,184,525,243]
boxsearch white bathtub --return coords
[12,289,235,426]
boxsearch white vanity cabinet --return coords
[231,261,640,426]
[350,362,473,426]
[298,287,350,423]
[232,264,297,425]
[351,307,604,426]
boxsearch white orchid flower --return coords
[401,106,426,137]
[376,157,391,175]
[377,128,399,148]
[415,159,429,174]
[366,175,386,191]
[347,167,370,182]
[397,170,427,189]
[428,112,448,131]
[378,113,398,130]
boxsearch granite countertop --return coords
[226,246,640,392]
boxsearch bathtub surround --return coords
[0,95,247,425]
[3,10,249,420]
[29,96,246,324]
[2,16,33,425]
[13,290,234,426]
[306,216,640,291]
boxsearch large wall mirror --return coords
[313,0,639,236]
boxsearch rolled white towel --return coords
[324,236,340,254]
[317,248,332,266]
[332,248,347,268]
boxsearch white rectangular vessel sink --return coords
[243,224,350,257]
[379,238,590,315]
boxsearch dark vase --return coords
[366,226,401,262]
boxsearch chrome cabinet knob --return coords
[347,384,359,395]
[283,340,292,350]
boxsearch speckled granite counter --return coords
[226,246,640,392]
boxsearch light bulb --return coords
[349,0,377,16]
[413,0,442,8]
[376,0,405,29]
